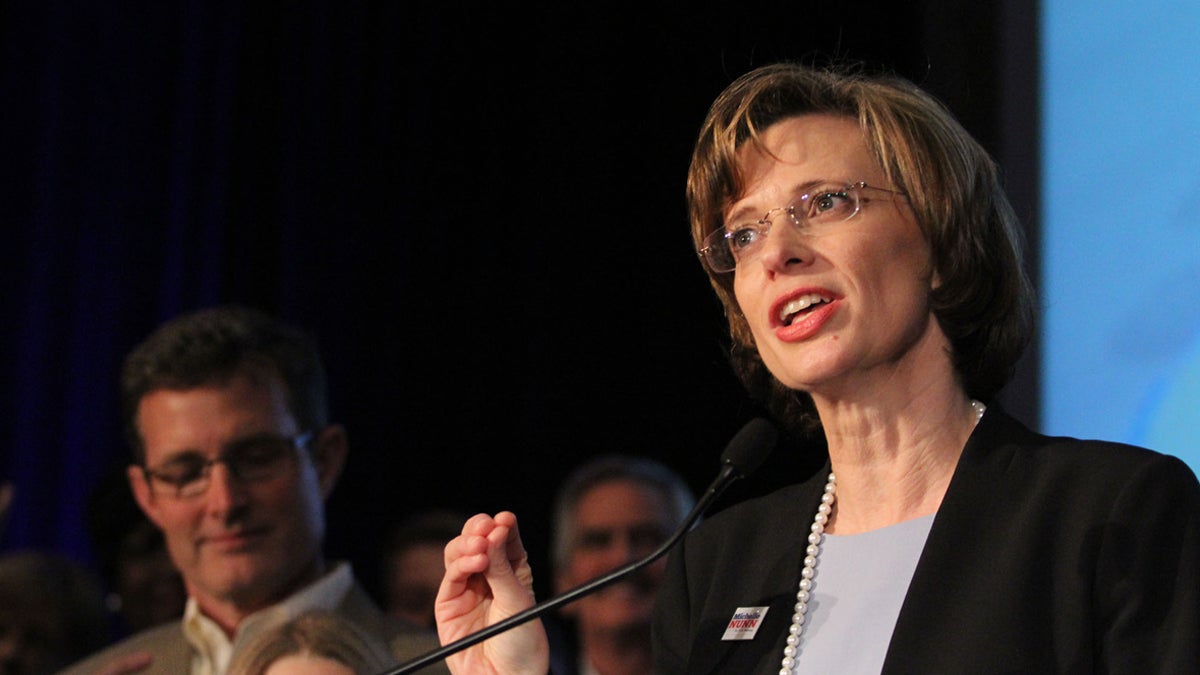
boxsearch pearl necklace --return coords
[778,400,987,674]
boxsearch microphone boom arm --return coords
[383,461,743,675]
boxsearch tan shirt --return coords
[182,562,353,675]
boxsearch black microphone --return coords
[382,418,778,675]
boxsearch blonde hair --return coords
[227,610,395,675]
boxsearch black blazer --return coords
[653,408,1200,673]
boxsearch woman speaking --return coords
[434,63,1200,674]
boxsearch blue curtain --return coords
[1,0,395,559]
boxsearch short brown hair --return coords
[688,63,1034,432]
[120,305,329,462]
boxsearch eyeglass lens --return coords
[702,183,863,272]
[146,433,307,498]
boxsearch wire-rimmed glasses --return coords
[141,431,314,499]
[697,181,907,273]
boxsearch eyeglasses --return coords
[698,181,907,273]
[142,432,314,499]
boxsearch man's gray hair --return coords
[550,455,695,572]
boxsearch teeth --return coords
[779,293,831,324]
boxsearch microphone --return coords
[383,418,778,675]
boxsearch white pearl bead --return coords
[780,472,836,673]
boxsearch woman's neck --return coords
[813,387,982,535]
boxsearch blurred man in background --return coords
[61,305,442,674]
[549,455,694,675]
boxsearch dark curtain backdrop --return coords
[1,1,1038,602]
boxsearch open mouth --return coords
[778,293,833,326]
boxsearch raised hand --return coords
[435,511,549,675]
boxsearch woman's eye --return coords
[809,190,850,217]
[815,192,838,211]
[728,227,760,250]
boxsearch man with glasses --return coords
[61,306,445,674]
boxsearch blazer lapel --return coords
[881,408,1026,672]
[686,468,829,674]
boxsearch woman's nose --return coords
[755,220,809,274]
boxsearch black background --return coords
[0,1,1039,604]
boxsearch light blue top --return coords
[791,514,935,673]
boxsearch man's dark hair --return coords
[120,305,329,462]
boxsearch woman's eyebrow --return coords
[723,179,834,224]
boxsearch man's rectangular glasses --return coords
[142,431,314,499]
